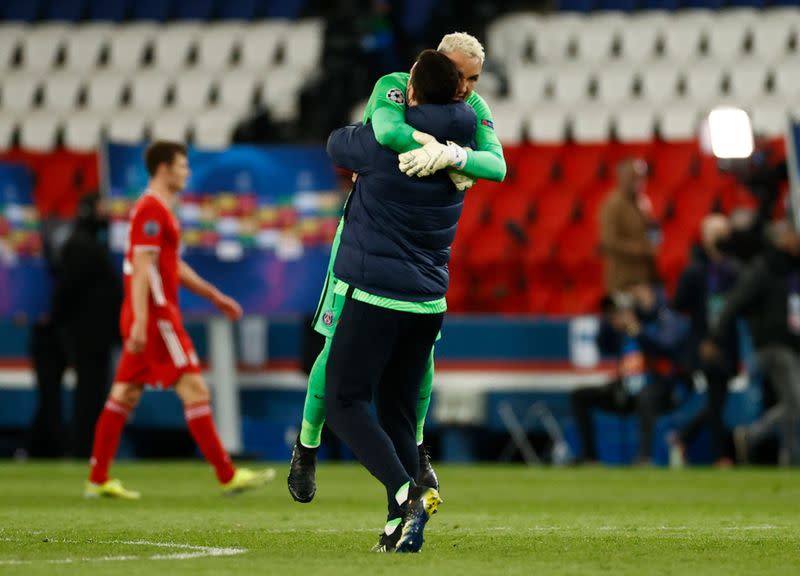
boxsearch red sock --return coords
[184,402,235,484]
[88,399,131,485]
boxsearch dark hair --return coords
[144,141,187,177]
[410,49,459,106]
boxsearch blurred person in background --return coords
[571,284,690,465]
[668,214,740,467]
[600,159,658,294]
[53,194,122,459]
[708,220,800,466]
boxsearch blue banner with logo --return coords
[106,143,342,316]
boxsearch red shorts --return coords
[114,310,201,389]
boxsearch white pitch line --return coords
[0,539,246,566]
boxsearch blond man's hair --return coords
[437,32,485,64]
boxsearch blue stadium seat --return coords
[728,0,767,6]
[45,0,87,21]
[131,0,173,21]
[682,0,725,8]
[643,0,680,8]
[598,0,638,10]
[260,0,307,19]
[557,0,596,10]
[87,0,128,21]
[219,0,258,19]
[175,0,215,20]
[1,0,43,21]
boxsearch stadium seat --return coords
[149,112,191,142]
[20,112,61,151]
[573,19,619,64]
[595,65,635,106]
[638,63,681,105]
[514,144,564,195]
[173,72,214,112]
[45,0,87,21]
[175,0,215,20]
[558,0,595,11]
[128,71,172,112]
[643,0,679,9]
[106,111,147,143]
[727,60,770,104]
[750,16,795,63]
[535,14,582,63]
[152,24,200,72]
[488,101,526,146]
[597,0,637,10]
[662,16,707,63]
[551,66,592,105]
[85,72,128,111]
[750,99,790,138]
[196,23,243,71]
[649,141,699,191]
[193,109,240,149]
[0,24,25,69]
[507,65,549,105]
[283,19,325,71]
[558,144,610,190]
[706,20,750,63]
[0,0,42,21]
[772,58,800,100]
[131,0,174,22]
[107,24,157,72]
[614,105,656,143]
[1,73,41,112]
[527,105,569,143]
[618,19,662,63]
[0,113,17,151]
[41,73,84,112]
[87,0,129,21]
[683,61,726,106]
[219,0,259,20]
[572,106,612,144]
[20,24,70,72]
[486,13,538,66]
[217,71,258,113]
[63,24,112,71]
[63,112,104,151]
[240,21,289,70]
[260,67,307,121]
[683,0,724,8]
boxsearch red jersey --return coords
[122,191,181,322]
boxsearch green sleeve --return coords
[462,92,507,182]
[363,74,418,154]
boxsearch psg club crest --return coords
[386,88,405,105]
[322,310,334,326]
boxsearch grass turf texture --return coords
[1,462,799,575]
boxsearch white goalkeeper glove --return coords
[448,170,475,191]
[398,131,468,177]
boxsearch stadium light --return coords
[703,107,754,159]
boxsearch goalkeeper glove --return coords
[398,131,468,177]
[448,170,475,191]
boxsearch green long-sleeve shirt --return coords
[362,72,507,182]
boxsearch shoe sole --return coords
[287,480,316,503]
[395,489,442,553]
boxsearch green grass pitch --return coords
[1,461,799,575]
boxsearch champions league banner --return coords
[107,142,341,317]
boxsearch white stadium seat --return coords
[706,21,750,63]
[20,24,70,72]
[85,72,128,112]
[107,24,157,72]
[750,98,789,138]
[662,18,707,63]
[683,61,726,105]
[535,14,582,63]
[152,23,200,72]
[149,112,192,142]
[217,70,258,112]
[527,104,569,144]
[727,60,770,105]
[572,105,612,143]
[20,112,62,151]
[488,101,526,145]
[574,20,619,64]
[284,18,325,71]
[128,71,172,112]
[658,102,700,141]
[64,112,105,151]
[64,24,112,72]
[1,73,41,112]
[42,73,85,112]
[486,13,538,66]
[240,20,289,71]
[196,23,243,71]
[595,65,636,106]
[638,63,681,105]
[750,18,795,63]
[614,105,656,142]
[0,113,17,150]
[260,66,308,121]
[173,72,214,112]
[0,24,26,69]
[550,66,592,105]
[507,65,549,105]
[618,22,661,64]
[772,58,800,100]
[193,109,240,149]
[106,111,147,143]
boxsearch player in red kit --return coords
[85,141,274,499]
